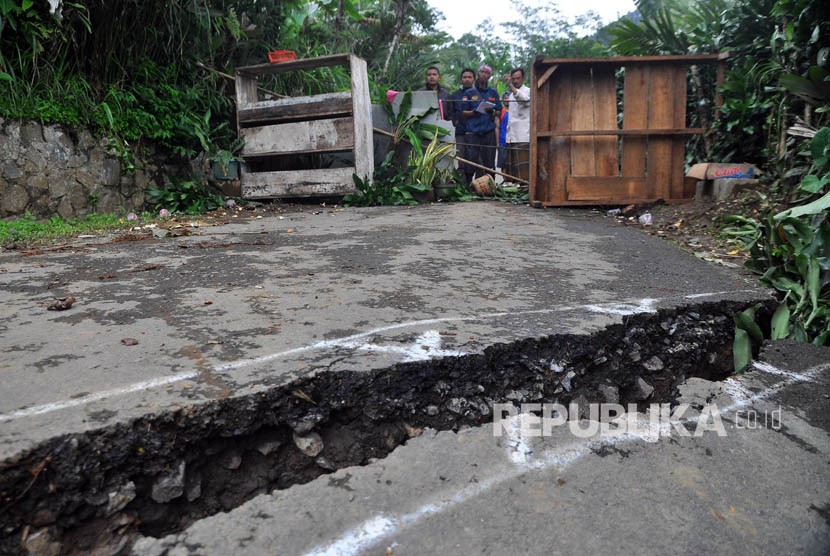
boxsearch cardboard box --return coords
[686,163,758,180]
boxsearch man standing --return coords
[421,66,451,120]
[503,67,531,182]
[460,64,502,180]
[450,68,476,184]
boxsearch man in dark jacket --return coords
[459,64,502,179]
[421,66,451,120]
[450,68,476,184]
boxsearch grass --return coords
[0,213,132,246]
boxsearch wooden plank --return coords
[237,93,353,125]
[566,176,646,200]
[241,118,355,157]
[592,65,619,177]
[540,128,705,137]
[236,54,352,77]
[622,65,649,180]
[535,54,726,66]
[540,197,693,207]
[549,68,573,204]
[646,65,675,200]
[669,64,688,200]
[242,167,357,198]
[235,70,259,112]
[532,61,554,203]
[536,64,558,89]
[349,55,374,182]
[530,63,541,202]
[535,137,549,203]
[570,66,596,177]
[715,60,726,121]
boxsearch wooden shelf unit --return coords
[235,54,373,199]
[530,54,728,206]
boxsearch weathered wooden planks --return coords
[549,67,574,205]
[569,66,595,177]
[531,55,726,206]
[241,118,355,157]
[668,64,688,200]
[540,128,704,137]
[235,54,372,198]
[237,93,353,125]
[242,168,357,198]
[592,65,619,178]
[566,177,645,201]
[349,55,374,182]
[622,65,649,181]
[236,54,353,77]
[645,64,675,200]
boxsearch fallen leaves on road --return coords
[46,296,75,311]
[135,264,164,272]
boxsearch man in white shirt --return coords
[503,67,531,182]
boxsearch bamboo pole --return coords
[197,62,527,185]
[196,61,288,99]
[372,127,529,185]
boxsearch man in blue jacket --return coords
[459,64,502,180]
[450,68,476,184]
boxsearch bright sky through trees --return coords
[427,0,637,41]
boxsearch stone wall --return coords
[0,118,164,219]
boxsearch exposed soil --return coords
[0,300,773,556]
[601,182,782,278]
[0,192,780,555]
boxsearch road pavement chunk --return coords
[4,203,824,555]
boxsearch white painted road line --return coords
[0,291,758,423]
[304,360,827,556]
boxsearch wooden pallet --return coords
[235,54,373,198]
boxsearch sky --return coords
[425,0,637,41]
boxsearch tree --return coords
[501,3,606,68]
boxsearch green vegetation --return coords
[1,0,828,350]
[146,179,225,215]
[605,0,828,352]
[344,92,466,206]
[726,128,830,362]
[0,213,125,245]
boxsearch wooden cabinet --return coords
[530,54,728,206]
[235,54,373,198]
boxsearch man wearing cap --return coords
[459,64,502,180]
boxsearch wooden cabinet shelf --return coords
[235,55,373,199]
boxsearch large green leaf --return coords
[733,328,751,373]
[770,301,791,340]
[810,127,830,167]
[775,191,830,220]
[806,257,820,313]
[780,67,830,107]
[800,174,828,193]
[771,276,805,298]
[734,307,764,343]
[779,218,814,255]
[405,128,422,157]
